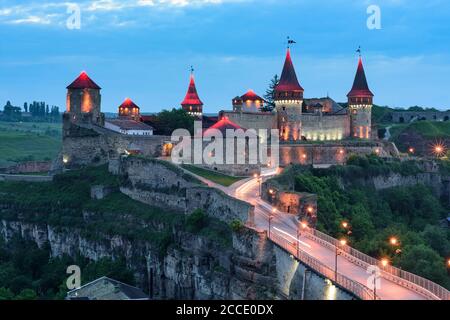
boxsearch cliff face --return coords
[0,217,278,300]
[0,217,353,300]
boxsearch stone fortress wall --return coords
[301,114,350,142]
[390,110,450,123]
[112,156,255,226]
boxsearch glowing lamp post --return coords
[268,214,274,238]
[335,239,347,282]
[341,221,352,235]
[408,147,415,155]
[432,142,446,158]
[447,259,450,275]
[389,237,398,246]
[254,173,262,196]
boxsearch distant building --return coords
[105,119,154,136]
[66,277,148,300]
[105,97,154,135]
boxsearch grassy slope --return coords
[181,164,244,187]
[389,121,450,141]
[0,121,61,167]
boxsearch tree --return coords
[421,225,450,257]
[0,287,14,300]
[262,74,279,112]
[15,289,37,300]
[399,244,449,287]
[155,108,195,136]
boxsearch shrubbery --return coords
[288,157,450,288]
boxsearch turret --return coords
[181,70,203,118]
[118,98,140,121]
[274,48,304,141]
[64,71,104,133]
[347,57,373,139]
[233,90,265,113]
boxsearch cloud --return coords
[8,15,52,25]
[0,0,250,27]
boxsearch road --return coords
[228,172,428,300]
[181,166,435,300]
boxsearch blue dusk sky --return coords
[1,0,449,113]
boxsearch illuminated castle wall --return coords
[219,48,373,143]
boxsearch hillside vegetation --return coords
[0,165,232,299]
[275,155,450,289]
[0,121,61,168]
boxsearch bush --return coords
[230,220,244,232]
[186,209,207,233]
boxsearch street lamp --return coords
[389,237,398,246]
[268,214,274,238]
[341,221,352,235]
[432,142,446,158]
[381,258,389,268]
[254,173,262,196]
[446,258,450,273]
[335,239,347,282]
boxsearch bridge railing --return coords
[304,228,449,300]
[268,230,378,300]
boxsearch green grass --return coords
[181,164,244,187]
[0,121,61,167]
[389,121,450,141]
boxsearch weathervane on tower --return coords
[190,65,194,74]
[356,46,362,57]
[287,36,296,49]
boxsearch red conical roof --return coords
[203,117,245,137]
[119,98,139,109]
[181,74,203,107]
[275,48,304,92]
[347,57,373,97]
[241,89,264,102]
[67,71,101,90]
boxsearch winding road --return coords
[181,165,447,300]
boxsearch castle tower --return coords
[347,56,374,139]
[274,48,304,141]
[118,98,140,121]
[181,69,203,118]
[232,90,265,113]
[64,71,104,133]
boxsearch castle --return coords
[211,47,375,142]
[60,46,393,175]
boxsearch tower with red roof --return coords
[347,56,374,139]
[181,69,203,118]
[274,47,304,141]
[118,98,141,121]
[232,89,265,113]
[64,71,104,134]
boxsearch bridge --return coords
[191,167,450,300]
